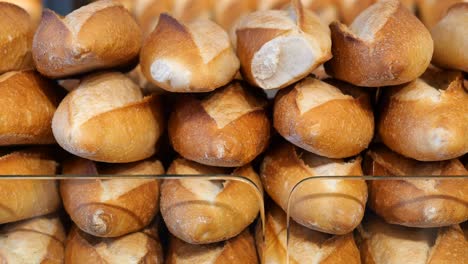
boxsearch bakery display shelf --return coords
[284,175,468,264]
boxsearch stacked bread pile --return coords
[0,0,466,263]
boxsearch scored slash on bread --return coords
[234,0,332,90]
[160,158,262,244]
[260,140,368,235]
[325,0,433,87]
[32,0,142,78]
[364,145,468,228]
[141,14,239,93]
[0,215,66,263]
[61,156,163,238]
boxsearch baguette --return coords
[65,223,163,263]
[234,0,331,90]
[141,14,239,93]
[257,202,361,264]
[325,0,433,87]
[166,230,258,264]
[0,2,34,74]
[274,77,374,158]
[0,71,62,146]
[52,72,164,163]
[32,0,142,78]
[0,215,65,263]
[357,214,468,264]
[378,68,467,161]
[169,82,270,167]
[260,141,368,235]
[431,3,468,72]
[364,145,468,227]
[1,0,42,25]
[61,156,163,237]
[160,158,262,244]
[0,149,60,224]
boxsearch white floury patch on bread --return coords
[302,152,355,176]
[395,79,442,102]
[150,59,192,90]
[95,233,149,264]
[172,241,224,264]
[100,179,154,201]
[296,78,351,114]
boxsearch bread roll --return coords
[65,223,163,264]
[325,0,433,87]
[213,0,256,30]
[302,0,339,25]
[357,214,468,264]
[0,149,60,224]
[140,14,239,93]
[365,145,468,227]
[161,158,262,244]
[1,0,42,25]
[378,68,467,161]
[0,215,65,263]
[234,0,331,90]
[52,72,164,163]
[260,141,368,235]
[0,71,62,146]
[166,230,258,264]
[257,202,361,264]
[32,0,142,78]
[169,82,270,167]
[0,2,33,74]
[334,0,374,25]
[431,3,468,72]
[127,65,164,95]
[417,0,466,28]
[61,156,163,238]
[274,77,374,158]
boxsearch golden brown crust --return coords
[358,214,468,264]
[378,69,468,161]
[274,77,374,158]
[235,0,331,89]
[417,0,465,28]
[169,82,270,167]
[257,203,360,264]
[61,156,164,238]
[52,72,164,163]
[260,140,368,235]
[335,0,374,25]
[325,0,433,87]
[213,0,257,30]
[140,14,239,92]
[365,145,468,227]
[65,224,163,264]
[32,1,142,78]
[0,149,60,224]
[0,215,65,263]
[431,3,468,72]
[166,230,258,264]
[160,158,262,244]
[1,0,43,25]
[0,71,62,146]
[0,2,34,74]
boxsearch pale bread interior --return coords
[94,232,150,264]
[99,179,154,201]
[395,79,443,102]
[172,239,224,263]
[295,78,351,114]
[150,59,192,90]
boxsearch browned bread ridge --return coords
[1,0,42,25]
[417,0,466,28]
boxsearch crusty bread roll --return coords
[260,141,368,235]
[0,149,60,224]
[32,0,142,78]
[274,77,374,158]
[0,2,34,74]
[127,65,164,95]
[166,230,258,264]
[431,3,468,72]
[140,14,239,93]
[257,202,361,264]
[378,68,467,161]
[1,0,42,25]
[301,0,339,25]
[365,145,468,228]
[0,215,65,263]
[169,82,270,167]
[65,223,163,264]
[52,72,164,163]
[234,0,331,90]
[161,158,262,244]
[325,0,433,87]
[61,156,163,238]
[357,214,468,264]
[0,71,62,146]
[417,0,466,29]
[334,0,374,25]
[213,0,256,30]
